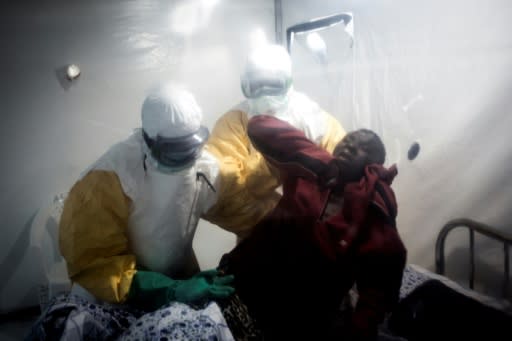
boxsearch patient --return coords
[218,115,407,341]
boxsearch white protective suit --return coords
[59,83,219,303]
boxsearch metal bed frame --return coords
[435,218,512,298]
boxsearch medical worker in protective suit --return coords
[26,82,236,341]
[203,43,346,239]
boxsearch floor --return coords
[0,307,40,341]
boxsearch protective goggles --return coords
[241,72,292,99]
[142,126,209,169]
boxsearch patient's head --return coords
[333,129,386,184]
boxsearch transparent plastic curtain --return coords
[289,15,356,136]
[288,0,512,297]
[289,12,418,165]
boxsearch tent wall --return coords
[0,0,274,313]
[1,0,512,313]
[281,0,512,298]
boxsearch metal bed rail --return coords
[435,218,512,298]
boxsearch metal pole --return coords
[274,0,283,45]
[504,243,509,298]
[469,229,475,289]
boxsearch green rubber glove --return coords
[127,269,235,311]
[175,269,235,303]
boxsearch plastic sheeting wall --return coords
[1,0,511,314]
[282,0,512,298]
[0,0,274,313]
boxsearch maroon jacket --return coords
[220,115,407,340]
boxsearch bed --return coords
[21,196,512,340]
[385,218,512,341]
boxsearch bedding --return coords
[25,264,511,341]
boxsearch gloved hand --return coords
[175,269,235,303]
[127,269,235,311]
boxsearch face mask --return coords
[247,94,289,116]
[241,73,292,99]
[142,127,208,174]
[144,152,196,174]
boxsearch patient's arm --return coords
[247,115,336,183]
